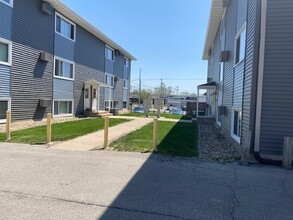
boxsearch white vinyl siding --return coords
[55,13,76,41]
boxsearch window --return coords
[219,62,224,82]
[0,99,10,123]
[123,80,127,88]
[105,74,114,87]
[54,57,74,80]
[235,26,246,64]
[55,13,75,41]
[0,38,12,65]
[54,100,73,116]
[105,46,114,61]
[124,57,129,67]
[123,101,127,109]
[0,0,13,7]
[231,109,242,143]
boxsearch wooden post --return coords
[283,137,293,169]
[6,110,11,140]
[153,118,158,150]
[46,113,52,144]
[104,116,109,148]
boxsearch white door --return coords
[84,84,98,111]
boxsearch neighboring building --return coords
[200,0,293,164]
[0,0,135,122]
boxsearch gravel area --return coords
[0,117,81,132]
[199,124,241,162]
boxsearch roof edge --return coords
[45,0,137,61]
[202,0,224,60]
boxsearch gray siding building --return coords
[200,0,293,164]
[0,0,135,123]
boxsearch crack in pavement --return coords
[230,166,240,220]
[0,190,193,220]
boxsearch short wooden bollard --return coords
[46,113,52,144]
[283,137,293,169]
[153,118,158,150]
[6,110,11,140]
[104,116,109,148]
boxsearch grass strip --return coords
[0,118,129,145]
[110,121,198,157]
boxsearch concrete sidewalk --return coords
[50,117,153,151]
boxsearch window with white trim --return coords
[0,98,10,123]
[105,46,114,61]
[235,26,246,65]
[124,57,129,67]
[231,109,242,143]
[0,38,12,65]
[55,13,75,41]
[54,100,73,116]
[105,74,114,87]
[0,0,13,7]
[54,58,74,80]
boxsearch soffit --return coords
[202,0,224,60]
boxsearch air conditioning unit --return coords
[223,0,231,8]
[40,52,53,62]
[41,2,54,15]
[114,76,119,82]
[220,51,229,62]
[218,106,226,115]
[39,98,51,108]
[115,50,120,56]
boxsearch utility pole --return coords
[160,78,163,98]
[139,68,142,106]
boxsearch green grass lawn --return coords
[0,118,129,145]
[110,121,198,157]
[120,112,192,120]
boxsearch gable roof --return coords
[45,0,136,61]
[202,0,224,60]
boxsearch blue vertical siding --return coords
[0,3,12,40]
[54,33,75,61]
[105,59,114,75]
[75,25,105,72]
[53,79,74,100]
[0,65,10,97]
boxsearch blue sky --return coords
[61,0,212,94]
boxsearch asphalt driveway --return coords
[0,143,292,220]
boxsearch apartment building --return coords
[0,0,135,122]
[200,0,293,164]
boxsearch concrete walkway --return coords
[49,116,191,151]
[50,117,153,151]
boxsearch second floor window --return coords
[56,14,75,41]
[235,26,246,65]
[124,57,129,67]
[55,58,74,80]
[106,74,114,87]
[105,46,114,61]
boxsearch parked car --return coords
[133,106,144,113]
[171,108,184,115]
